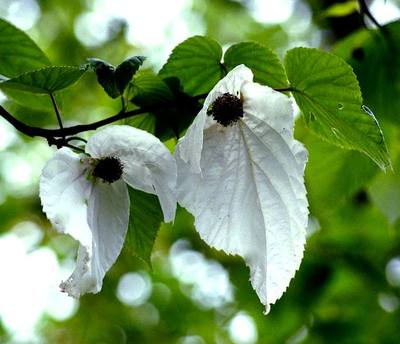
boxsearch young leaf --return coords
[285,47,390,170]
[87,58,120,98]
[159,36,224,96]
[0,18,51,77]
[115,56,146,94]
[224,41,289,89]
[87,56,145,98]
[0,66,86,94]
[125,187,164,267]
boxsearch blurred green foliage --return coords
[0,0,400,343]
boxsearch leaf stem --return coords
[66,136,87,143]
[50,93,64,133]
[120,96,126,112]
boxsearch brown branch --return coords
[0,104,148,139]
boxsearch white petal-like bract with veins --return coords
[175,65,309,311]
[40,125,177,298]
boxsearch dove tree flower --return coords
[40,125,176,298]
[175,64,309,312]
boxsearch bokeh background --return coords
[1,0,400,343]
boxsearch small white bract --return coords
[40,125,176,298]
[175,65,309,312]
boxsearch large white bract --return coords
[40,125,176,298]
[175,65,309,312]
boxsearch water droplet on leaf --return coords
[362,105,374,117]
[338,103,344,110]
[331,128,340,137]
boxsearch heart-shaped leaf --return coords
[159,36,224,96]
[285,47,390,170]
[224,41,288,89]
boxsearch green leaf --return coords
[159,36,224,96]
[0,66,86,94]
[130,70,174,108]
[129,70,201,141]
[224,41,288,89]
[1,94,52,115]
[0,18,53,110]
[285,47,390,170]
[115,56,146,94]
[334,21,400,125]
[0,18,50,77]
[127,113,157,134]
[127,71,170,136]
[87,58,120,98]
[125,187,164,267]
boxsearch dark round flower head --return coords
[207,93,244,127]
[92,156,123,183]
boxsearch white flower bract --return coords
[39,125,177,298]
[175,65,309,312]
